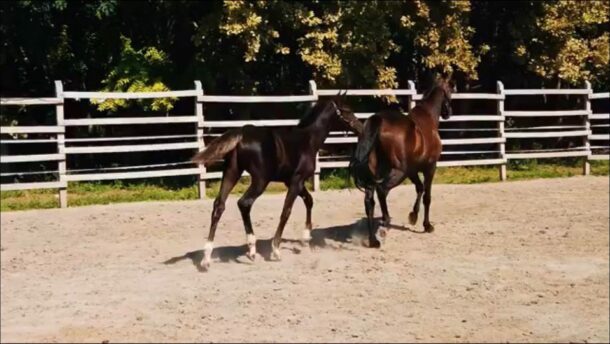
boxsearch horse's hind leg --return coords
[422,164,437,233]
[270,179,303,260]
[237,175,268,261]
[364,187,380,248]
[202,159,241,271]
[407,173,424,225]
[376,169,406,238]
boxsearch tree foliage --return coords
[1,0,608,102]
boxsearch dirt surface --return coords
[1,176,609,343]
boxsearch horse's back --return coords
[376,108,442,169]
[237,125,310,181]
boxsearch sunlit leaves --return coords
[93,36,175,113]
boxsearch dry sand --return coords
[1,176,608,343]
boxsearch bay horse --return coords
[191,93,358,270]
[349,78,454,247]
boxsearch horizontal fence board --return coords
[444,115,504,122]
[65,134,200,143]
[65,142,199,154]
[590,113,610,120]
[412,93,503,100]
[202,115,503,128]
[504,89,589,95]
[1,181,66,191]
[66,168,202,181]
[202,119,299,128]
[199,95,317,103]
[318,158,507,169]
[0,97,62,106]
[505,130,590,138]
[64,116,197,126]
[355,112,375,119]
[318,161,349,168]
[589,154,609,160]
[590,134,610,141]
[353,113,503,122]
[202,170,251,180]
[506,151,589,159]
[506,125,586,131]
[2,153,64,163]
[590,93,610,99]
[323,137,507,145]
[324,137,357,144]
[1,126,64,134]
[504,110,589,117]
[442,137,506,145]
[63,90,199,99]
[437,158,506,167]
[317,89,416,96]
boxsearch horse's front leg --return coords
[423,164,437,233]
[298,187,314,246]
[271,179,303,260]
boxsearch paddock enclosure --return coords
[1,176,608,342]
[1,80,609,207]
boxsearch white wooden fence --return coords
[1,80,608,207]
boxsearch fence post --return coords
[309,80,321,192]
[496,81,507,181]
[583,80,592,175]
[194,80,207,199]
[54,80,67,207]
[407,80,417,111]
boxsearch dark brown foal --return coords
[192,93,357,270]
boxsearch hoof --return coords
[246,251,257,262]
[271,247,282,261]
[376,228,388,243]
[301,229,312,247]
[424,223,435,233]
[379,217,391,227]
[369,237,381,248]
[408,212,418,225]
[200,260,211,272]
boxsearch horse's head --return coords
[437,78,455,120]
[330,90,362,133]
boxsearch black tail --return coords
[349,115,382,191]
[191,129,242,167]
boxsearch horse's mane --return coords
[297,100,330,128]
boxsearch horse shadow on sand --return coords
[163,217,421,272]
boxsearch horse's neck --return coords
[420,88,443,126]
[303,108,333,150]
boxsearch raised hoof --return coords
[200,260,211,272]
[424,223,435,233]
[369,237,381,248]
[408,212,418,225]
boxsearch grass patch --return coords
[2,160,608,212]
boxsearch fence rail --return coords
[1,80,608,207]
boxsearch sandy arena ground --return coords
[1,176,609,343]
